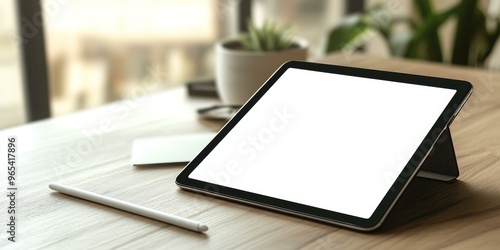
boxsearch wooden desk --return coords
[2,54,500,249]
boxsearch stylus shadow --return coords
[132,163,187,169]
[374,177,485,233]
[49,192,209,239]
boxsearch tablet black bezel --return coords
[176,60,473,230]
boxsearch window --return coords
[0,0,26,129]
[43,0,230,116]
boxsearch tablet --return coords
[176,61,473,231]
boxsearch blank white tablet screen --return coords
[189,68,456,219]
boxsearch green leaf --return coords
[266,32,276,51]
[470,7,500,65]
[412,0,443,62]
[261,20,270,51]
[451,0,478,65]
[325,14,374,53]
[279,37,293,50]
[240,20,294,52]
[487,19,500,46]
[404,4,459,60]
[414,0,433,18]
[473,12,500,64]
[248,20,262,51]
[239,34,252,50]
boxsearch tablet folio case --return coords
[416,127,459,182]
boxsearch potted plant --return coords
[216,20,308,105]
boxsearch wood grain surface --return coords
[1,53,499,249]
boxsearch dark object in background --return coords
[186,79,219,98]
[197,105,240,120]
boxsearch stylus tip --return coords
[198,224,209,232]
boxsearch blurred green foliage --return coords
[239,20,294,52]
[326,0,500,67]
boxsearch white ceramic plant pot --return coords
[215,38,308,105]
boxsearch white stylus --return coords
[49,183,208,233]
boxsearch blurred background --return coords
[1,0,499,129]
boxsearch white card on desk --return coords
[131,133,216,166]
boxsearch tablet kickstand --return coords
[416,127,459,182]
